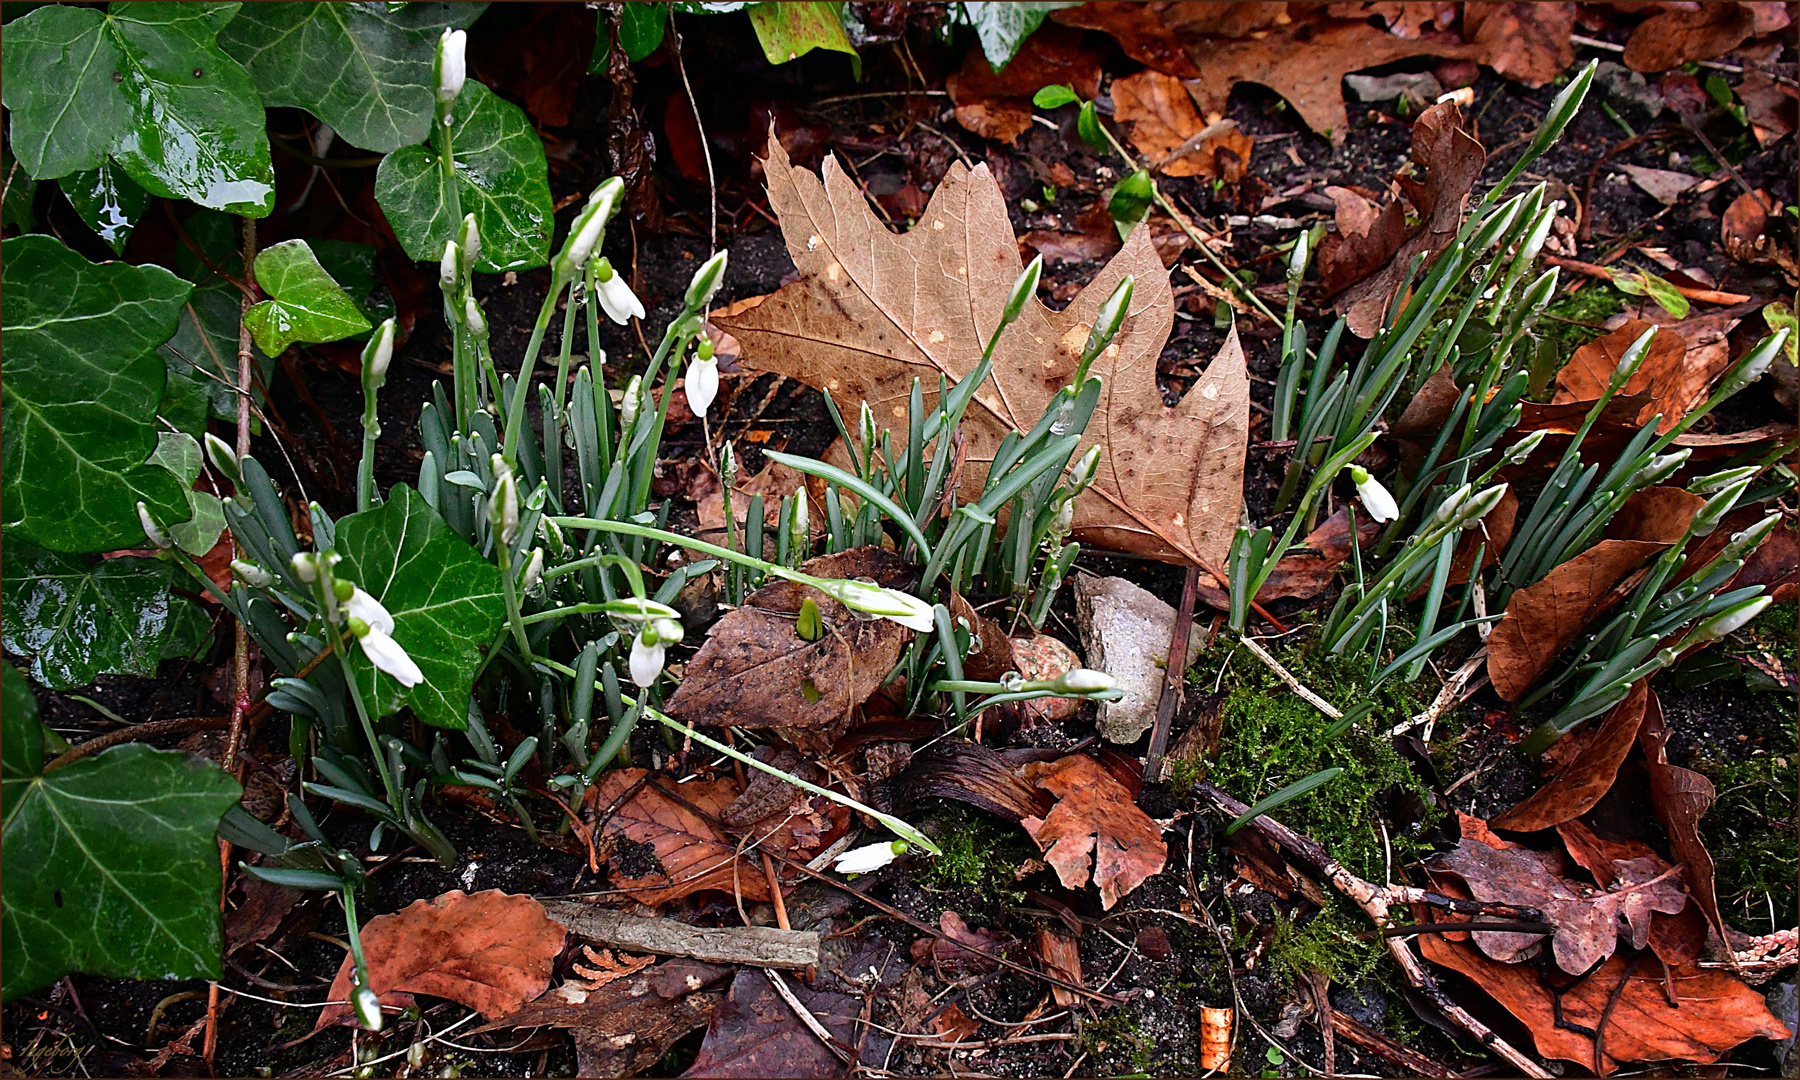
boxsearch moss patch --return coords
[914,805,1034,905]
[1536,282,1628,396]
[1690,747,1798,928]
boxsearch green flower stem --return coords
[585,260,615,471]
[434,100,463,246]
[335,647,401,812]
[501,281,567,464]
[497,547,534,661]
[520,602,616,625]
[357,385,379,516]
[553,282,579,421]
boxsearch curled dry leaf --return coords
[899,739,1053,824]
[931,1003,981,1043]
[1490,681,1648,831]
[317,890,565,1028]
[1316,185,1410,297]
[1721,189,1800,278]
[592,770,773,906]
[1638,691,1728,946]
[1419,934,1790,1074]
[1556,818,1708,966]
[1738,71,1799,147]
[667,548,915,735]
[945,23,1103,145]
[1111,69,1253,179]
[719,136,1249,567]
[1020,754,1167,910]
[1460,2,1575,87]
[1329,2,1457,39]
[686,967,877,1078]
[1553,319,1734,434]
[1486,539,1667,701]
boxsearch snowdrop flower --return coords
[456,214,481,275]
[439,239,460,291]
[364,319,396,383]
[685,250,728,310]
[435,28,466,104]
[629,627,665,688]
[464,295,487,339]
[231,559,273,588]
[352,982,384,1032]
[619,375,642,430]
[1693,596,1772,641]
[290,552,320,584]
[137,502,172,549]
[686,343,719,419]
[345,587,425,687]
[1347,465,1399,523]
[521,547,545,591]
[791,485,809,546]
[832,840,906,875]
[491,466,519,545]
[1051,668,1114,694]
[592,258,644,324]
[808,577,935,632]
[203,431,237,479]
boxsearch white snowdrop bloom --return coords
[629,630,665,688]
[1348,465,1399,523]
[346,588,424,687]
[832,840,906,875]
[687,355,719,419]
[436,29,466,103]
[594,261,644,324]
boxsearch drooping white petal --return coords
[596,274,645,325]
[345,587,396,636]
[831,841,904,875]
[1353,470,1400,523]
[629,634,665,688]
[686,356,719,419]
[362,629,424,687]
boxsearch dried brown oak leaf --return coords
[1553,319,1734,434]
[1491,681,1648,831]
[1486,539,1667,701]
[316,890,565,1028]
[1623,2,1759,73]
[1111,69,1252,179]
[667,548,915,733]
[592,769,773,906]
[1316,185,1410,297]
[717,136,1248,568]
[1419,935,1789,1074]
[1427,832,1685,974]
[1020,754,1167,910]
[1556,818,1708,966]
[1460,2,1575,88]
[1639,690,1728,945]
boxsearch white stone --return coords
[1075,575,1207,745]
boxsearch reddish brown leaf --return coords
[1556,819,1705,965]
[1111,69,1253,178]
[593,770,773,906]
[1020,755,1167,910]
[1021,229,1120,265]
[911,911,1004,975]
[1316,186,1411,297]
[1461,2,1575,87]
[1034,927,1085,1007]
[1639,691,1728,947]
[1487,539,1667,701]
[1418,936,1789,1073]
[1051,3,1292,77]
[1739,71,1799,146]
[946,23,1104,145]
[667,548,915,735]
[931,1003,981,1042]
[1606,486,1706,544]
[1721,189,1800,276]
[225,877,299,956]
[317,890,565,1028]
[948,592,1016,683]
[1552,319,1736,434]
[686,967,872,1077]
[1329,2,1457,38]
[1623,2,1756,73]
[1491,682,1648,831]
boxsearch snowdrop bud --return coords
[1689,466,1758,495]
[463,295,487,339]
[231,559,273,588]
[652,617,684,646]
[521,547,544,591]
[1516,266,1560,320]
[556,200,610,279]
[1631,450,1690,489]
[435,28,466,104]
[363,318,396,384]
[204,431,238,480]
[859,400,878,452]
[1347,465,1399,523]
[1052,668,1114,694]
[137,502,172,549]
[832,840,905,875]
[491,470,519,545]
[1454,484,1509,527]
[456,214,481,275]
[290,553,319,584]
[685,249,729,310]
[1720,513,1780,564]
[1515,205,1557,265]
[540,515,565,558]
[1499,429,1548,468]
[1430,485,1474,527]
[1003,255,1043,325]
[1084,275,1134,359]
[1694,596,1772,641]
[1286,229,1310,283]
[1715,329,1787,400]
[1688,478,1751,538]
[353,983,385,1031]
[619,375,642,430]
[686,353,719,419]
[1470,191,1527,255]
[1070,444,1102,492]
[629,629,666,688]
[1526,59,1596,163]
[439,240,460,291]
[1611,325,1658,388]
[587,176,624,219]
[719,442,737,488]
[819,579,936,631]
[791,486,809,545]
[1050,497,1074,536]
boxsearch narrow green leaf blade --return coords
[243,239,373,355]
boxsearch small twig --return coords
[667,8,716,250]
[766,969,854,1065]
[1593,950,1647,1074]
[1236,636,1342,719]
[1391,649,1487,738]
[812,89,949,106]
[1331,1010,1458,1078]
[1542,254,1752,305]
[43,716,231,772]
[1144,564,1201,783]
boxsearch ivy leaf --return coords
[1,541,191,690]
[960,2,1075,70]
[747,2,859,75]
[0,2,274,216]
[590,1,667,72]
[1,234,193,552]
[3,664,45,797]
[1,731,241,1000]
[148,433,227,556]
[333,485,507,730]
[156,209,276,428]
[243,239,372,355]
[217,2,485,154]
[58,159,149,254]
[374,80,554,273]
[2,140,38,234]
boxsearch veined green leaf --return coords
[748,2,859,74]
[960,2,1074,70]
[0,2,274,216]
[374,81,554,273]
[58,159,148,254]
[2,139,38,234]
[1,542,193,689]
[243,239,373,355]
[592,2,668,71]
[218,2,486,154]
[1033,83,1080,109]
[333,485,508,729]
[1,234,193,552]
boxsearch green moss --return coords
[1746,599,1797,675]
[1203,636,1439,883]
[1690,747,1798,928]
[1080,1008,1155,1076]
[915,806,1033,904]
[1270,896,1385,989]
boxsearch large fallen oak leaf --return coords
[1486,539,1667,701]
[1553,319,1735,434]
[317,890,564,1028]
[1555,818,1708,966]
[1622,1,1762,73]
[667,548,915,737]
[1638,690,1728,946]
[1419,935,1789,1074]
[716,137,1246,567]
[1460,2,1576,88]
[1020,754,1167,910]
[593,770,773,906]
[1492,681,1647,832]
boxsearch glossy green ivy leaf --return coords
[313,238,394,336]
[58,159,148,254]
[960,2,1074,70]
[218,2,485,154]
[1,739,241,1001]
[333,485,507,730]
[149,433,227,556]
[748,2,859,75]
[243,239,373,355]
[157,209,276,427]
[1,542,189,690]
[2,140,37,234]
[591,1,667,72]
[2,665,45,800]
[374,81,553,273]
[1,235,193,552]
[0,2,274,216]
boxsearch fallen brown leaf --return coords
[592,770,773,905]
[898,739,1053,824]
[931,1003,981,1042]
[1623,2,1757,73]
[1738,70,1799,146]
[1486,539,1667,701]
[1418,935,1789,1073]
[1337,102,1485,337]
[1020,754,1167,910]
[1111,69,1252,178]
[1316,185,1411,297]
[949,591,1016,682]
[1552,319,1734,434]
[317,890,565,1028]
[1461,2,1575,87]
[686,967,876,1077]
[1491,681,1648,831]
[1605,485,1705,545]
[667,548,915,735]
[1034,927,1085,1007]
[1021,228,1120,265]
[946,23,1104,145]
[719,137,1249,567]
[1616,163,1700,206]
[911,910,1004,975]
[1638,690,1728,947]
[224,877,299,956]
[1329,2,1457,39]
[1721,189,1799,278]
[1556,818,1707,965]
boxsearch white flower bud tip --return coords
[436,28,466,104]
[1698,596,1772,641]
[685,249,729,310]
[439,240,460,290]
[832,840,905,875]
[290,553,319,584]
[1053,668,1114,694]
[365,319,396,381]
[521,547,544,592]
[137,502,172,550]
[231,559,273,588]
